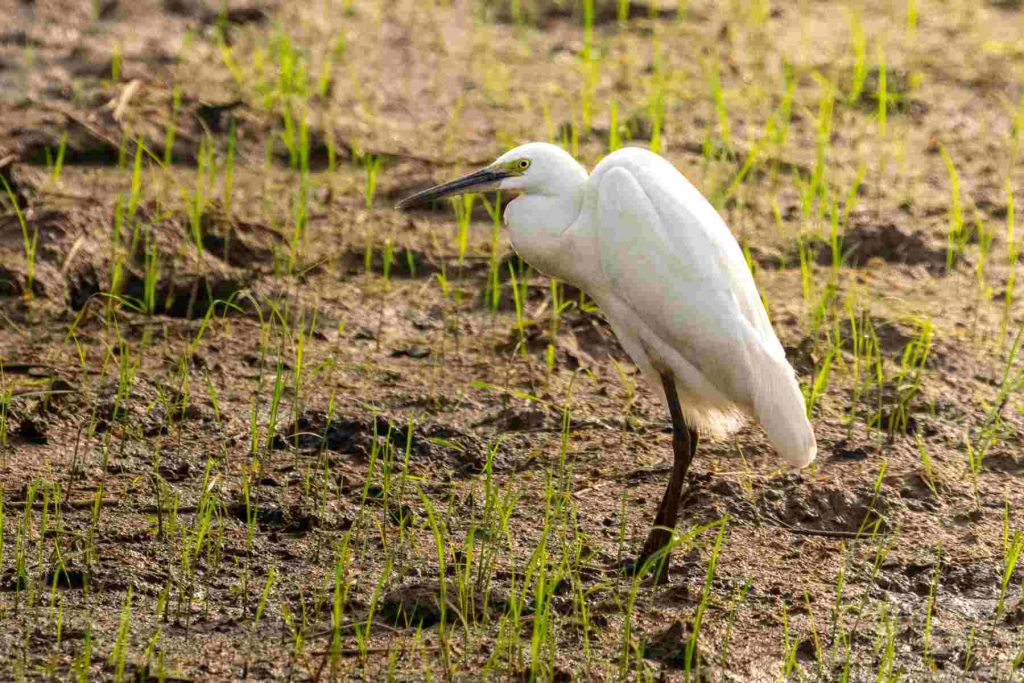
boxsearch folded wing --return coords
[593,150,816,467]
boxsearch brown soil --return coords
[1,0,1024,681]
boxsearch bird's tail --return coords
[751,349,817,468]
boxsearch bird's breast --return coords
[510,223,603,291]
[505,196,595,288]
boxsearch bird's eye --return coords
[517,159,531,171]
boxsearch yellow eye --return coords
[517,159,531,171]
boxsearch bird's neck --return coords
[504,184,586,280]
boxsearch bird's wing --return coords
[593,152,815,466]
[593,154,784,399]
[593,150,785,364]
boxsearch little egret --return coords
[397,142,816,579]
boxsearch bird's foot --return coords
[637,527,675,583]
[608,555,643,577]
[607,552,671,583]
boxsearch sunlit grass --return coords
[2,0,1024,680]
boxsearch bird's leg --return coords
[639,372,698,583]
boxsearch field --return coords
[1,0,1024,680]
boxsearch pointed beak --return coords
[395,167,510,210]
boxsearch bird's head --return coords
[395,142,587,210]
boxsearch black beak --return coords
[395,167,510,210]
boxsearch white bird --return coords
[397,142,816,580]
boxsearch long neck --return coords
[504,183,586,280]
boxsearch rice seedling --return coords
[363,153,383,209]
[580,0,596,135]
[318,35,345,97]
[686,518,728,679]
[879,317,933,437]
[718,578,751,670]
[906,0,919,38]
[288,170,311,275]
[876,44,888,141]
[110,43,122,82]
[645,52,667,156]
[938,143,967,272]
[915,435,940,497]
[419,488,454,673]
[779,605,799,678]
[164,86,182,165]
[187,134,216,262]
[109,588,133,682]
[1,372,12,449]
[1,176,37,298]
[617,0,630,25]
[968,321,1024,475]
[705,56,732,154]
[847,9,867,105]
[141,227,160,317]
[921,543,941,667]
[480,192,504,314]
[1000,181,1017,348]
[963,625,977,674]
[44,132,68,184]
[997,530,1023,619]
[810,75,836,217]
[506,261,530,360]
[806,345,836,417]
[223,117,237,216]
[608,101,621,152]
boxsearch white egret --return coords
[397,142,816,580]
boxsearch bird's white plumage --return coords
[585,149,815,466]
[493,143,816,467]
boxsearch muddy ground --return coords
[1,0,1023,680]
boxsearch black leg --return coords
[639,372,698,583]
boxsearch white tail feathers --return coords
[752,352,817,468]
